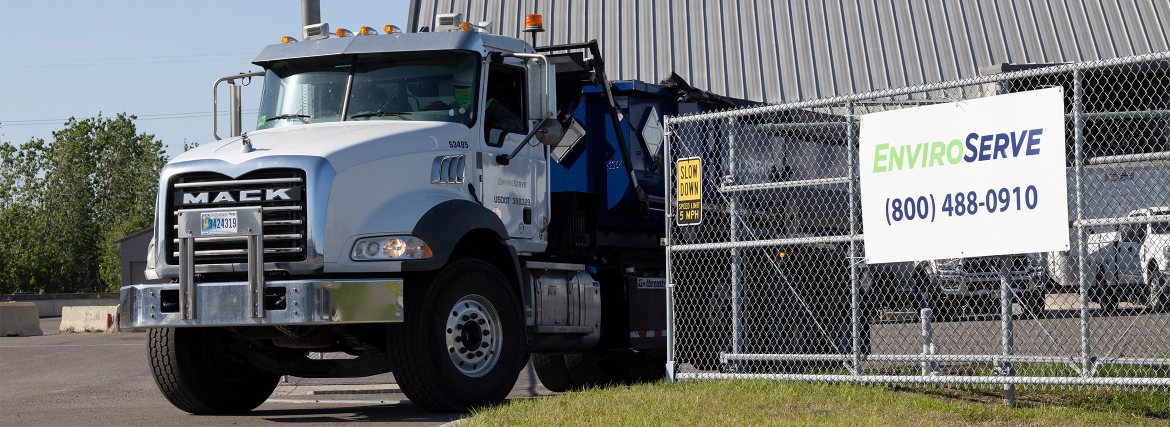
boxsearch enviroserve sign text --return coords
[858,87,1069,264]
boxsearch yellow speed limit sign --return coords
[676,157,702,226]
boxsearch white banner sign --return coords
[859,87,1069,264]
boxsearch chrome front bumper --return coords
[118,279,404,328]
[936,269,1046,297]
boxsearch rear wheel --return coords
[563,352,613,388]
[148,327,280,414]
[387,258,527,412]
[531,353,574,392]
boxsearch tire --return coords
[148,327,280,414]
[1147,268,1166,312]
[531,353,574,392]
[563,352,611,388]
[1093,277,1119,313]
[1020,291,1047,319]
[387,258,527,412]
[628,350,666,383]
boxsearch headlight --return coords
[932,258,962,270]
[351,236,433,261]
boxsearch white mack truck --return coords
[117,13,735,413]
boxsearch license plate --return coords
[200,211,239,235]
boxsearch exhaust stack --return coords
[301,0,320,28]
[301,0,329,40]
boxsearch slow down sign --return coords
[676,157,702,226]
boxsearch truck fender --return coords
[405,199,513,274]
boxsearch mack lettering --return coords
[177,187,300,205]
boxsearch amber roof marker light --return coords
[523,13,544,46]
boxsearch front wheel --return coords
[148,327,280,414]
[1092,274,1119,313]
[1147,268,1166,312]
[387,258,527,412]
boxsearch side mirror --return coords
[526,58,556,122]
[548,118,586,165]
[229,84,243,138]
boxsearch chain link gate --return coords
[664,51,1170,395]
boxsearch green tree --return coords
[0,114,166,293]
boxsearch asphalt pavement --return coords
[0,318,552,426]
[6,294,1166,425]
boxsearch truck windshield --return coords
[257,59,350,129]
[346,52,479,125]
[256,51,480,130]
[1152,222,1170,234]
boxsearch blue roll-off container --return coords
[550,80,720,230]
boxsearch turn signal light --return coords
[358,26,377,35]
[335,28,353,37]
[459,22,471,31]
[280,35,297,44]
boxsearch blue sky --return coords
[0,0,409,156]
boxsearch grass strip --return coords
[467,380,1169,426]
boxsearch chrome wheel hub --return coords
[444,294,502,377]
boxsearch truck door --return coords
[479,62,544,241]
[1116,212,1146,283]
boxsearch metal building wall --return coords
[408,0,1170,103]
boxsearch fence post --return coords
[920,308,936,375]
[847,98,862,374]
[1072,67,1092,377]
[999,257,1016,406]
[727,117,743,367]
[663,114,677,382]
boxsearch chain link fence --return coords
[664,51,1170,395]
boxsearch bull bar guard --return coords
[119,206,403,328]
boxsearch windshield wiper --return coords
[264,114,311,123]
[349,111,413,120]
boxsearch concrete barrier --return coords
[1,293,118,318]
[60,306,118,333]
[0,302,43,336]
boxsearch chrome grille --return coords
[165,169,307,265]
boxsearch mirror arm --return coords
[496,117,551,165]
[212,71,265,141]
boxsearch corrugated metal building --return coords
[408,1,1170,103]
